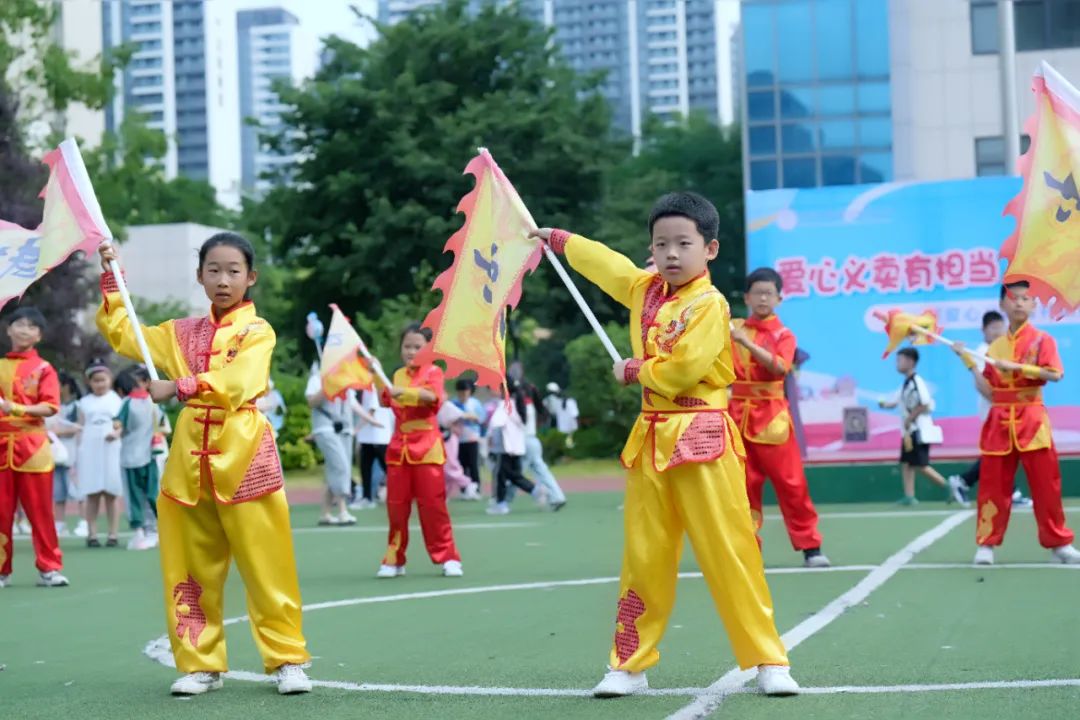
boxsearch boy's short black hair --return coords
[897,347,919,364]
[455,378,474,393]
[982,310,1005,328]
[1001,280,1030,299]
[8,306,47,333]
[746,267,783,293]
[648,191,720,242]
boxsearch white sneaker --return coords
[443,560,464,577]
[170,672,223,696]
[485,502,510,516]
[462,484,481,501]
[592,668,649,698]
[803,552,831,568]
[127,528,149,551]
[275,664,312,695]
[145,531,160,549]
[973,545,995,565]
[947,475,971,507]
[73,519,89,538]
[348,498,376,510]
[37,570,69,587]
[757,665,800,696]
[0,574,9,588]
[1051,544,1080,564]
[1012,491,1033,508]
[335,511,357,526]
[15,519,31,535]
[317,514,340,526]
[55,521,70,537]
[376,564,405,579]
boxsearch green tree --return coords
[522,114,747,388]
[597,112,747,304]
[562,321,638,458]
[0,1,120,369]
[247,0,618,359]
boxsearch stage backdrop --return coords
[747,177,1080,463]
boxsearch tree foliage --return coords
[247,0,618,357]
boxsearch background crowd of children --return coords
[15,360,171,550]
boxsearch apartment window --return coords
[975,135,1032,176]
[971,0,1080,54]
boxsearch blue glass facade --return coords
[741,0,892,190]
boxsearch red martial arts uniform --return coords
[381,363,460,567]
[730,315,822,551]
[977,322,1074,549]
[0,350,63,577]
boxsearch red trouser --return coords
[383,463,460,566]
[744,435,822,551]
[0,469,63,575]
[977,447,1074,548]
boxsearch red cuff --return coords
[100,271,123,295]
[624,359,643,385]
[548,229,571,254]
[175,376,198,402]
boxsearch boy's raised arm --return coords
[532,228,651,309]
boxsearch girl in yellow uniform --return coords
[97,234,311,697]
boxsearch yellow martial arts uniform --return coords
[563,234,789,673]
[97,271,309,674]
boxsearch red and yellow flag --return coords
[417,149,542,391]
[878,310,940,359]
[1001,62,1080,318]
[320,304,373,399]
[0,139,108,308]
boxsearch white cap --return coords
[546,382,560,393]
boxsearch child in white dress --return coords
[77,360,124,547]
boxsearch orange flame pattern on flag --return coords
[1002,63,1080,319]
[320,304,374,399]
[879,309,940,359]
[416,149,542,391]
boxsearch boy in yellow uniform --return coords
[532,191,797,698]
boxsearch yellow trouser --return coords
[610,445,789,672]
[158,485,310,673]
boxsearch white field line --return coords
[20,521,539,543]
[665,510,973,720]
[207,671,1080,699]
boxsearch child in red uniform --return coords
[0,307,68,588]
[374,323,463,579]
[730,268,828,568]
[955,281,1080,566]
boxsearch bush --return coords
[565,425,624,460]
[538,427,569,463]
[272,371,318,470]
[279,439,317,471]
[563,322,639,459]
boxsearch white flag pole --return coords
[59,139,160,382]
[541,244,623,363]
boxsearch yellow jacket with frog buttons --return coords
[563,234,744,471]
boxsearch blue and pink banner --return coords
[747,177,1080,463]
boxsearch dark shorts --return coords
[900,436,931,467]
